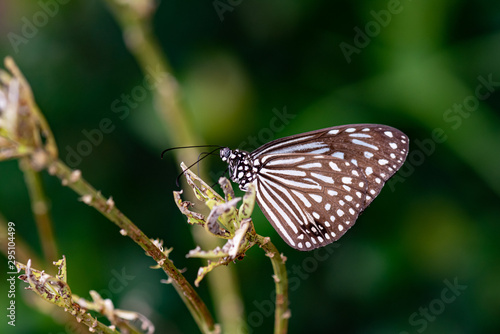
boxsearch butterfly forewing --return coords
[224,124,409,251]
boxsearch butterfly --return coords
[220,124,409,251]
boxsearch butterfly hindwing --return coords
[255,154,370,250]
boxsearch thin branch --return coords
[46,158,217,333]
[1,55,218,333]
[19,157,59,263]
[252,235,290,334]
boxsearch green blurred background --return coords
[1,0,500,333]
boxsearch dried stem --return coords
[1,55,219,333]
[45,158,217,333]
[16,258,124,334]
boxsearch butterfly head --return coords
[220,148,255,191]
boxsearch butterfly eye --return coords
[220,147,231,161]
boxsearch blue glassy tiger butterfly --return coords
[219,124,409,251]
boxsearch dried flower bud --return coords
[0,57,57,164]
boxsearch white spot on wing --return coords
[342,177,352,184]
[266,142,327,155]
[364,151,374,158]
[266,157,306,166]
[298,162,322,169]
[261,168,306,177]
[309,194,323,203]
[329,161,341,171]
[384,131,393,137]
[349,133,371,138]
[311,172,335,184]
[332,152,345,159]
[309,148,330,154]
[352,139,379,150]
[378,159,389,165]
[328,129,340,135]
[291,189,312,207]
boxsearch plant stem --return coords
[253,235,289,334]
[19,157,59,263]
[47,158,216,333]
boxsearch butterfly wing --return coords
[251,124,409,250]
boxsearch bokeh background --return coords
[1,0,500,333]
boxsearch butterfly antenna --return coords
[160,145,224,159]
[209,165,230,188]
[174,146,222,187]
